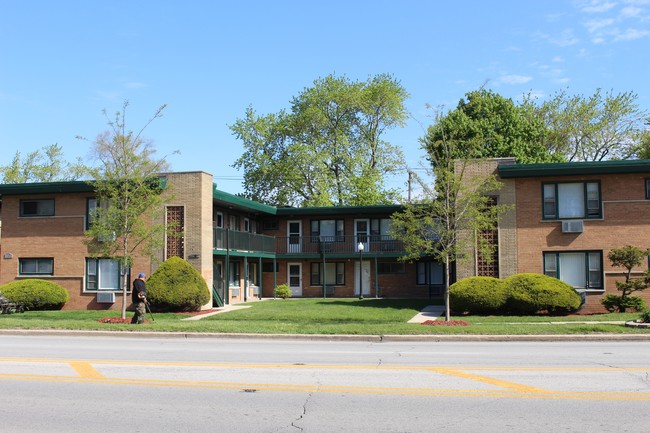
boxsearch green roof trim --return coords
[276,204,404,216]
[213,186,277,215]
[0,181,95,195]
[498,159,650,178]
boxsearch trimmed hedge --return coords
[504,273,581,314]
[449,276,507,314]
[0,279,69,310]
[146,257,210,312]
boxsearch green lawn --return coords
[0,298,646,335]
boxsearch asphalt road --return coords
[1,334,649,433]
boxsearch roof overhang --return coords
[498,159,650,178]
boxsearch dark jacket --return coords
[131,278,147,303]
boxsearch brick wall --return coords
[515,172,650,313]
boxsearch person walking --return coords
[131,272,148,324]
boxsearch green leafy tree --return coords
[423,88,560,167]
[538,88,647,161]
[230,73,409,206]
[82,101,173,319]
[0,143,84,183]
[635,128,650,159]
[603,245,650,313]
[391,117,509,321]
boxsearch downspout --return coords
[225,228,230,305]
[244,258,248,302]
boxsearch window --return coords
[311,219,344,242]
[166,206,185,259]
[542,181,601,219]
[247,262,258,286]
[416,261,444,285]
[229,262,241,287]
[646,179,650,200]
[229,215,239,231]
[378,262,405,274]
[371,218,394,239]
[544,251,602,290]
[262,262,279,272]
[86,258,123,291]
[216,212,223,228]
[310,262,345,286]
[19,258,53,276]
[20,199,54,217]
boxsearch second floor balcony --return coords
[213,228,405,256]
[276,234,404,255]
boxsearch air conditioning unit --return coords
[561,220,584,233]
[96,292,116,303]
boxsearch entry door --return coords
[355,219,370,252]
[355,261,371,296]
[213,261,224,303]
[288,263,302,296]
[287,220,302,253]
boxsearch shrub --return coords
[0,279,69,310]
[146,257,210,312]
[449,276,507,314]
[275,284,292,299]
[504,273,581,315]
[639,309,650,323]
[601,294,646,313]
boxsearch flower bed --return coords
[421,320,470,326]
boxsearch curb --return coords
[1,328,650,342]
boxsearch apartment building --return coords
[1,159,648,313]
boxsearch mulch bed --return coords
[98,317,149,324]
[99,309,221,324]
[421,320,470,326]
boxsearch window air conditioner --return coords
[96,292,116,303]
[561,220,584,233]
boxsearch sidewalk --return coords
[181,305,251,321]
[407,305,446,323]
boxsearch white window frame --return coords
[85,258,123,292]
[543,251,603,291]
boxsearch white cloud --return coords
[500,74,533,85]
[620,6,643,16]
[613,27,650,39]
[584,17,616,32]
[541,29,580,46]
[580,1,618,13]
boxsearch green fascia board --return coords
[0,180,95,195]
[213,186,277,215]
[498,159,650,178]
[276,204,404,216]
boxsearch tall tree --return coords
[230,73,409,207]
[423,88,560,167]
[391,116,508,321]
[82,101,172,319]
[538,88,647,161]
[0,143,84,183]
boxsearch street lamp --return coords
[357,241,364,300]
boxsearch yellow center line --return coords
[432,367,552,394]
[68,361,105,380]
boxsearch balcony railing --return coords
[213,227,276,254]
[214,228,404,255]
[275,235,404,255]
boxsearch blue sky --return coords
[1,0,649,195]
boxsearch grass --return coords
[0,298,646,335]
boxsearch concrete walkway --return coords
[407,305,446,323]
[181,305,251,321]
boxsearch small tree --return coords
[604,245,650,312]
[82,101,174,319]
[391,113,509,321]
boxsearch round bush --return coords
[0,279,69,310]
[504,273,581,315]
[449,276,507,314]
[146,257,210,312]
[275,284,292,299]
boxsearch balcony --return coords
[275,235,404,255]
[213,227,276,254]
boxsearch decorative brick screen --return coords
[166,206,185,259]
[477,197,499,277]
